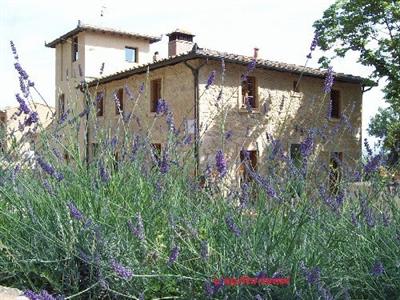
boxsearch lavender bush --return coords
[0,41,399,300]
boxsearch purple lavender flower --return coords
[225,215,241,237]
[166,112,175,132]
[14,62,29,80]
[168,245,180,266]
[225,130,233,141]
[300,134,314,158]
[24,111,39,127]
[19,77,28,96]
[200,240,209,260]
[351,211,358,226]
[125,84,134,100]
[111,259,133,279]
[156,99,168,115]
[139,82,145,94]
[382,212,390,226]
[239,182,250,208]
[364,138,373,156]
[306,33,318,59]
[23,290,57,300]
[67,201,84,221]
[204,280,214,297]
[127,213,145,240]
[206,70,216,89]
[36,157,57,178]
[99,62,105,75]
[215,149,227,177]
[306,267,321,284]
[183,134,192,145]
[159,152,170,174]
[99,161,110,183]
[370,261,384,276]
[255,295,263,300]
[323,66,334,94]
[247,58,257,73]
[78,107,89,118]
[10,40,18,60]
[59,109,69,125]
[364,154,381,175]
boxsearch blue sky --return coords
[0,0,388,148]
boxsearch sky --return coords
[0,0,388,148]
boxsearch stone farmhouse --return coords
[46,21,368,188]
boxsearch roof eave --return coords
[45,27,161,48]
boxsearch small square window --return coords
[330,90,341,119]
[293,81,300,93]
[241,76,257,110]
[125,47,138,63]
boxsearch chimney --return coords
[253,47,259,59]
[167,29,195,57]
[153,51,160,62]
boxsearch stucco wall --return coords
[84,31,153,79]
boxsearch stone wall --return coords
[86,58,362,185]
[197,60,362,185]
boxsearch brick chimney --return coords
[167,29,195,57]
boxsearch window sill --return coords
[290,91,302,98]
[328,117,341,122]
[238,107,260,114]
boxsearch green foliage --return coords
[314,0,400,165]
[1,138,400,299]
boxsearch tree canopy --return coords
[313,0,400,165]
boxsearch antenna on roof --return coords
[100,5,106,17]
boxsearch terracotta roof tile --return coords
[87,45,368,86]
[46,23,161,48]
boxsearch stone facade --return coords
[47,24,363,186]
[84,58,362,185]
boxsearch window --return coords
[329,152,343,194]
[72,37,79,62]
[150,79,162,113]
[125,47,138,63]
[115,88,123,115]
[330,90,341,119]
[96,92,104,117]
[290,143,303,169]
[59,94,65,119]
[241,76,257,110]
[293,81,300,93]
[239,150,258,184]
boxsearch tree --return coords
[313,0,400,166]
